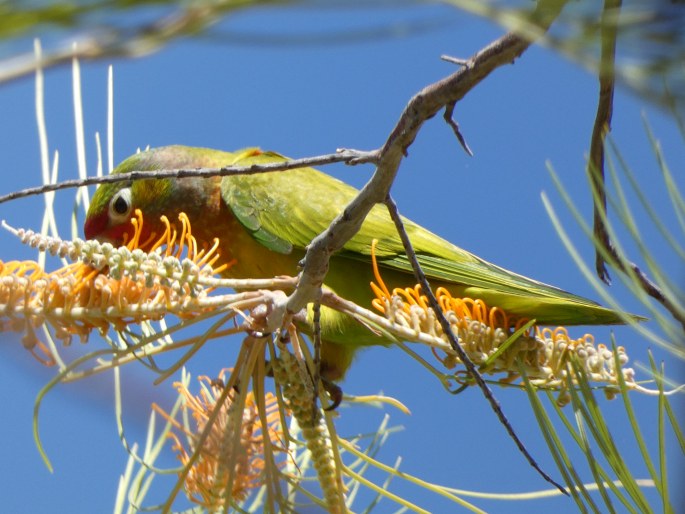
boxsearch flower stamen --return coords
[367,241,636,403]
[1,211,236,362]
[154,369,286,508]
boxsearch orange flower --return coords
[158,370,285,508]
[1,210,232,364]
[368,240,634,402]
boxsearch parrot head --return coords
[84,146,230,247]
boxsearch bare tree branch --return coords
[589,0,621,285]
[0,2,245,85]
[587,0,685,328]
[278,1,571,490]
[285,0,569,316]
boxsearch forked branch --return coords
[287,0,569,315]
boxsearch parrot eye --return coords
[108,188,133,222]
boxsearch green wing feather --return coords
[221,150,634,325]
[227,179,293,254]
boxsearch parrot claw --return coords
[322,377,343,411]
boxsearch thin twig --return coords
[444,101,474,156]
[0,149,376,206]
[312,299,322,415]
[383,194,567,496]
[440,55,469,66]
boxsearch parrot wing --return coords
[220,150,633,324]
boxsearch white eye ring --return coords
[108,187,133,222]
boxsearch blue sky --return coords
[0,3,683,512]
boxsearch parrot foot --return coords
[321,377,343,411]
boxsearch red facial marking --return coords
[84,211,109,241]
[84,211,135,245]
[107,222,136,246]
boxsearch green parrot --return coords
[84,145,631,382]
